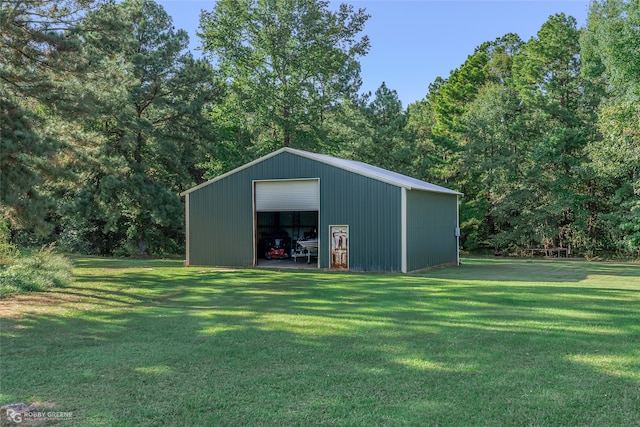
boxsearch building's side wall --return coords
[187,151,402,271]
[406,190,458,271]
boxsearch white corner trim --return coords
[401,187,407,273]
[185,192,190,266]
[456,195,460,266]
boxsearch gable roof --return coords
[180,147,462,196]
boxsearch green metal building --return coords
[180,148,462,272]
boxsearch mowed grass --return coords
[1,258,639,426]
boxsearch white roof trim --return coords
[180,147,462,196]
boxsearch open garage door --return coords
[254,179,320,268]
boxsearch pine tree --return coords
[0,0,109,232]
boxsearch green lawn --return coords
[1,258,639,426]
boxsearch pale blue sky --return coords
[157,0,590,107]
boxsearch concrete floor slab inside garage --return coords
[256,257,318,270]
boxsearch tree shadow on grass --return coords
[1,262,639,426]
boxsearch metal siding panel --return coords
[406,190,458,270]
[188,170,254,267]
[319,169,401,272]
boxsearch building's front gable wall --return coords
[406,190,458,271]
[188,151,403,271]
[188,171,254,267]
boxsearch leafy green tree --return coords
[581,0,640,255]
[581,0,640,98]
[341,82,411,173]
[322,94,371,159]
[62,0,219,255]
[404,87,449,185]
[196,87,263,179]
[199,0,370,150]
[459,83,529,251]
[425,34,523,185]
[511,13,596,252]
[587,101,640,254]
[404,34,523,250]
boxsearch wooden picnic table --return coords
[521,248,568,258]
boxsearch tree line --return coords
[1,0,638,257]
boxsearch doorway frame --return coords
[329,224,349,270]
[252,178,320,268]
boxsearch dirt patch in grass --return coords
[0,291,87,319]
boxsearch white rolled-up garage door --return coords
[254,179,319,212]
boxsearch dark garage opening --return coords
[256,211,318,268]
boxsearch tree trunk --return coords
[283,106,290,147]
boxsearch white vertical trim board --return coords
[252,182,257,266]
[401,188,407,273]
[456,195,460,266]
[185,193,190,266]
[316,182,321,268]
